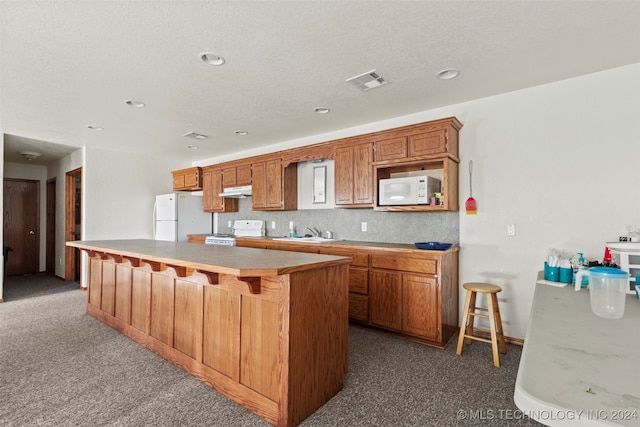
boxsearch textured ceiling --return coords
[1,0,639,166]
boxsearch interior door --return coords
[3,178,40,276]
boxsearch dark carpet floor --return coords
[0,274,540,426]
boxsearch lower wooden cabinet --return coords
[401,274,439,340]
[370,270,402,330]
[235,238,459,349]
[369,269,440,341]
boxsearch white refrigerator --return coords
[154,193,212,242]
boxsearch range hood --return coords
[219,185,252,198]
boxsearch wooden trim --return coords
[46,178,56,274]
[65,167,82,282]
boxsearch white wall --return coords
[451,64,640,339]
[83,147,185,240]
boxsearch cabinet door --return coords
[334,142,373,206]
[265,158,283,208]
[408,130,447,157]
[353,142,374,205]
[172,167,202,191]
[236,163,252,186]
[402,274,439,340]
[251,161,267,209]
[374,136,407,161]
[370,270,402,330]
[334,145,354,205]
[172,173,186,190]
[222,167,237,187]
[203,169,238,213]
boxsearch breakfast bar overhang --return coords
[66,239,351,427]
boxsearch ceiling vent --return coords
[346,70,389,91]
[182,132,208,140]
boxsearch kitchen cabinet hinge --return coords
[437,328,440,336]
[372,143,376,151]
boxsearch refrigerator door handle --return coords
[152,199,157,239]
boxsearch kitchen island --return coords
[66,239,351,427]
[514,279,640,426]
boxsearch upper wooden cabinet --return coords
[334,140,374,207]
[222,162,252,188]
[373,117,462,163]
[172,116,461,211]
[172,167,202,191]
[252,157,297,211]
[202,168,238,213]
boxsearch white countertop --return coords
[514,278,640,426]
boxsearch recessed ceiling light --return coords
[182,131,208,140]
[234,130,248,135]
[87,125,104,131]
[125,100,146,107]
[187,145,199,150]
[200,52,226,66]
[436,69,459,80]
[314,107,330,114]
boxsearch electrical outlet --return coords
[289,221,294,229]
[271,221,276,229]
[361,222,367,232]
[227,220,232,228]
[506,224,516,236]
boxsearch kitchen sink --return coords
[272,237,342,243]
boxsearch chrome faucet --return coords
[306,226,321,237]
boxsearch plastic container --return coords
[575,267,629,319]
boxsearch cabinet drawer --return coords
[371,253,436,274]
[408,130,447,157]
[319,248,369,267]
[349,267,368,294]
[375,136,407,161]
[349,293,369,322]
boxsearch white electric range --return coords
[204,220,265,246]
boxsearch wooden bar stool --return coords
[456,282,507,367]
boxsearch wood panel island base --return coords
[66,240,351,427]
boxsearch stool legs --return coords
[487,293,506,367]
[456,288,506,367]
[456,291,473,356]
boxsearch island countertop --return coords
[68,238,351,427]
[514,280,640,426]
[67,239,351,276]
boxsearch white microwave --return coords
[378,176,440,206]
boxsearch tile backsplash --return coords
[217,198,459,244]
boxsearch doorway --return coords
[65,168,82,282]
[3,178,40,276]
